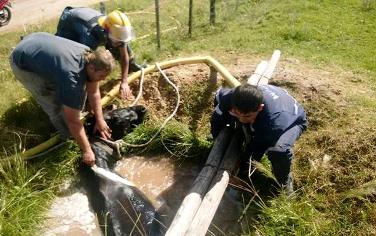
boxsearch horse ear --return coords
[133,105,147,122]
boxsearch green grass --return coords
[0,142,79,235]
[122,119,211,160]
[253,196,331,236]
[119,0,376,76]
[1,0,376,235]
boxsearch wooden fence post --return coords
[99,1,106,14]
[188,0,193,37]
[155,0,161,49]
[210,0,216,25]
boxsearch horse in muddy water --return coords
[80,105,164,236]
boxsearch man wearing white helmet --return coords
[56,7,143,100]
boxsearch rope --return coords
[130,68,145,107]
[119,62,180,148]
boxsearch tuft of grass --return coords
[253,195,331,236]
[122,119,211,161]
[0,142,79,235]
[362,0,375,11]
[343,180,376,200]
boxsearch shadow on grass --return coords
[0,98,55,155]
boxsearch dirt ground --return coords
[122,55,367,127]
[0,0,103,34]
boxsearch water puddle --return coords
[42,154,245,235]
[41,190,101,236]
[115,155,244,235]
[115,155,201,209]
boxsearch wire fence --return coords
[103,0,253,49]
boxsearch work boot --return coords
[128,58,147,73]
[281,173,294,198]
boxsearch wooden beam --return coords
[247,50,281,86]
[263,50,281,80]
[165,127,232,236]
[185,130,243,236]
[247,60,268,85]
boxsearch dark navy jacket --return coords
[56,7,128,60]
[56,7,107,50]
[210,85,307,148]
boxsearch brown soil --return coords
[113,55,369,134]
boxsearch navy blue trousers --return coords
[243,124,305,186]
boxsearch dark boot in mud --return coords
[280,173,294,198]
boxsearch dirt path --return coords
[0,0,103,34]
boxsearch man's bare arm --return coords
[63,105,95,166]
[119,45,132,99]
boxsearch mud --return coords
[115,155,244,235]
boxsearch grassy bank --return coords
[1,0,376,235]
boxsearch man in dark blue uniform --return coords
[211,84,307,193]
[56,7,143,100]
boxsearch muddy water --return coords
[41,190,102,236]
[42,155,245,235]
[115,155,199,203]
[115,155,244,235]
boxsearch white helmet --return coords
[98,10,136,43]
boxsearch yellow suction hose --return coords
[19,56,240,160]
